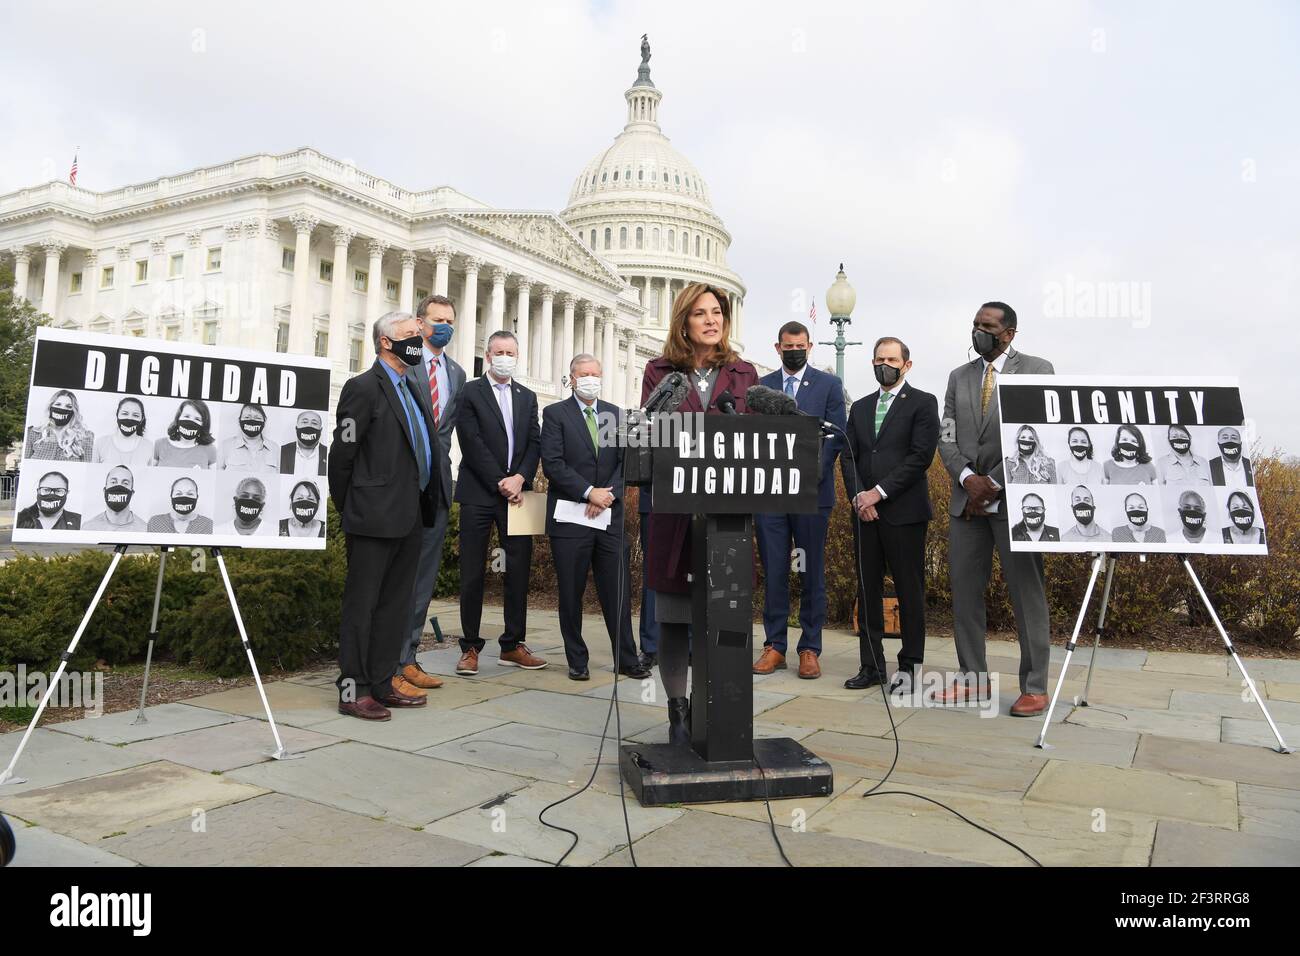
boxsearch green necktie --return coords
[874,390,892,436]
[584,405,599,451]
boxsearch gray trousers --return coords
[948,512,1051,695]
[402,503,450,666]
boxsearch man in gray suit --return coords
[937,302,1055,717]
[399,294,467,689]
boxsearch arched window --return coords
[662,171,668,182]
[619,226,628,249]
[635,227,643,249]
[625,168,632,182]
[667,228,675,252]
[681,232,688,253]
[652,227,660,250]
[589,229,596,249]
[613,169,619,181]
[694,235,700,257]
[674,174,680,186]
[601,170,607,183]
[604,227,612,250]
[637,169,643,181]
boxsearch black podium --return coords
[619,413,835,805]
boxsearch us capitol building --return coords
[0,38,752,428]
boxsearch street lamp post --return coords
[818,263,861,381]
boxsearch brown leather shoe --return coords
[402,663,443,689]
[497,644,548,669]
[391,674,428,700]
[797,650,821,680]
[377,683,426,707]
[752,646,786,674]
[338,695,391,721]
[935,679,989,704]
[456,647,479,676]
[1009,693,1048,717]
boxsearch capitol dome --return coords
[561,37,747,348]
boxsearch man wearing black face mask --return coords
[1111,492,1166,543]
[1062,485,1109,542]
[1176,490,1209,544]
[217,477,269,536]
[1159,424,1210,486]
[937,301,1055,717]
[16,471,81,530]
[1222,491,1265,544]
[281,410,328,476]
[840,336,939,693]
[1210,426,1254,490]
[220,403,279,473]
[1011,493,1060,541]
[752,321,846,680]
[329,310,441,720]
[85,466,147,532]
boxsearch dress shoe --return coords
[377,685,426,707]
[667,696,691,747]
[619,662,652,679]
[752,646,786,674]
[638,652,657,670]
[338,696,391,721]
[391,674,428,700]
[456,647,480,676]
[844,667,886,690]
[1010,693,1049,717]
[888,669,915,695]
[797,650,821,679]
[935,679,989,704]
[402,662,443,689]
[568,667,591,681]
[498,644,548,669]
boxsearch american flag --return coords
[68,150,78,186]
[809,297,817,326]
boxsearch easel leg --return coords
[132,547,170,725]
[1079,556,1117,707]
[1181,557,1293,754]
[211,548,300,760]
[1036,553,1104,750]
[0,545,130,788]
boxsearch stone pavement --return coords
[2,600,1298,867]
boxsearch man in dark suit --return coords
[280,410,328,475]
[542,354,652,681]
[328,311,441,720]
[937,302,1055,717]
[1010,493,1061,541]
[1209,425,1254,489]
[399,294,466,690]
[753,321,847,680]
[841,336,940,692]
[454,330,546,676]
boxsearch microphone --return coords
[716,389,738,415]
[745,384,798,417]
[643,371,685,413]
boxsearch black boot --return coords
[667,696,691,747]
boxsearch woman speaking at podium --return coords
[640,283,758,745]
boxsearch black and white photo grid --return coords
[13,326,332,550]
[998,376,1267,555]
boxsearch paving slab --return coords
[897,708,1140,767]
[494,664,617,694]
[282,667,338,687]
[1052,644,1148,671]
[5,825,138,867]
[226,740,527,828]
[307,708,509,753]
[1263,680,1300,703]
[0,727,156,794]
[1237,783,1300,842]
[414,646,517,680]
[1232,658,1300,684]
[626,719,821,746]
[598,806,977,867]
[757,695,916,737]
[184,681,342,728]
[1025,760,1238,828]
[125,719,339,772]
[1151,819,1300,866]
[467,853,553,867]
[419,722,626,794]
[48,703,246,744]
[809,778,1156,866]
[455,688,665,738]
[424,780,681,866]
[1066,704,1221,743]
[1220,717,1300,750]
[1132,735,1300,792]
[105,792,490,866]
[1170,690,1300,724]
[0,760,267,842]
[1143,651,1229,678]
[409,676,524,710]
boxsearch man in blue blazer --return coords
[753,321,847,679]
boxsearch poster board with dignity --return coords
[996,375,1266,556]
[13,327,333,550]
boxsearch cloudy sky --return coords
[2,0,1297,450]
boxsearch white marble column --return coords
[487,267,507,342]
[10,248,31,302]
[147,237,166,339]
[459,255,481,371]
[623,330,639,407]
[658,277,671,326]
[327,227,354,374]
[513,277,531,376]
[538,286,554,386]
[184,230,203,342]
[361,239,388,369]
[219,222,243,345]
[40,239,67,321]
[432,245,451,296]
[600,310,616,395]
[287,213,318,353]
[114,245,130,335]
[82,250,99,330]
[558,293,575,384]
[582,303,596,355]
[399,250,417,315]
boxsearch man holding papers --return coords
[541,354,651,681]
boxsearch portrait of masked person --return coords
[84,466,148,532]
[216,476,270,535]
[1210,426,1253,489]
[152,398,218,469]
[1011,492,1060,541]
[1222,491,1265,544]
[219,403,280,473]
[281,410,328,476]
[16,470,81,530]
[147,476,213,534]
[1056,426,1104,487]
[280,480,325,538]
[1111,491,1166,543]
[92,397,152,469]
[26,389,94,462]
[1061,485,1109,542]
[1103,424,1158,485]
[1004,424,1056,484]
[1175,489,1209,545]
[1159,424,1211,486]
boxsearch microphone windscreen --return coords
[746,384,797,416]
